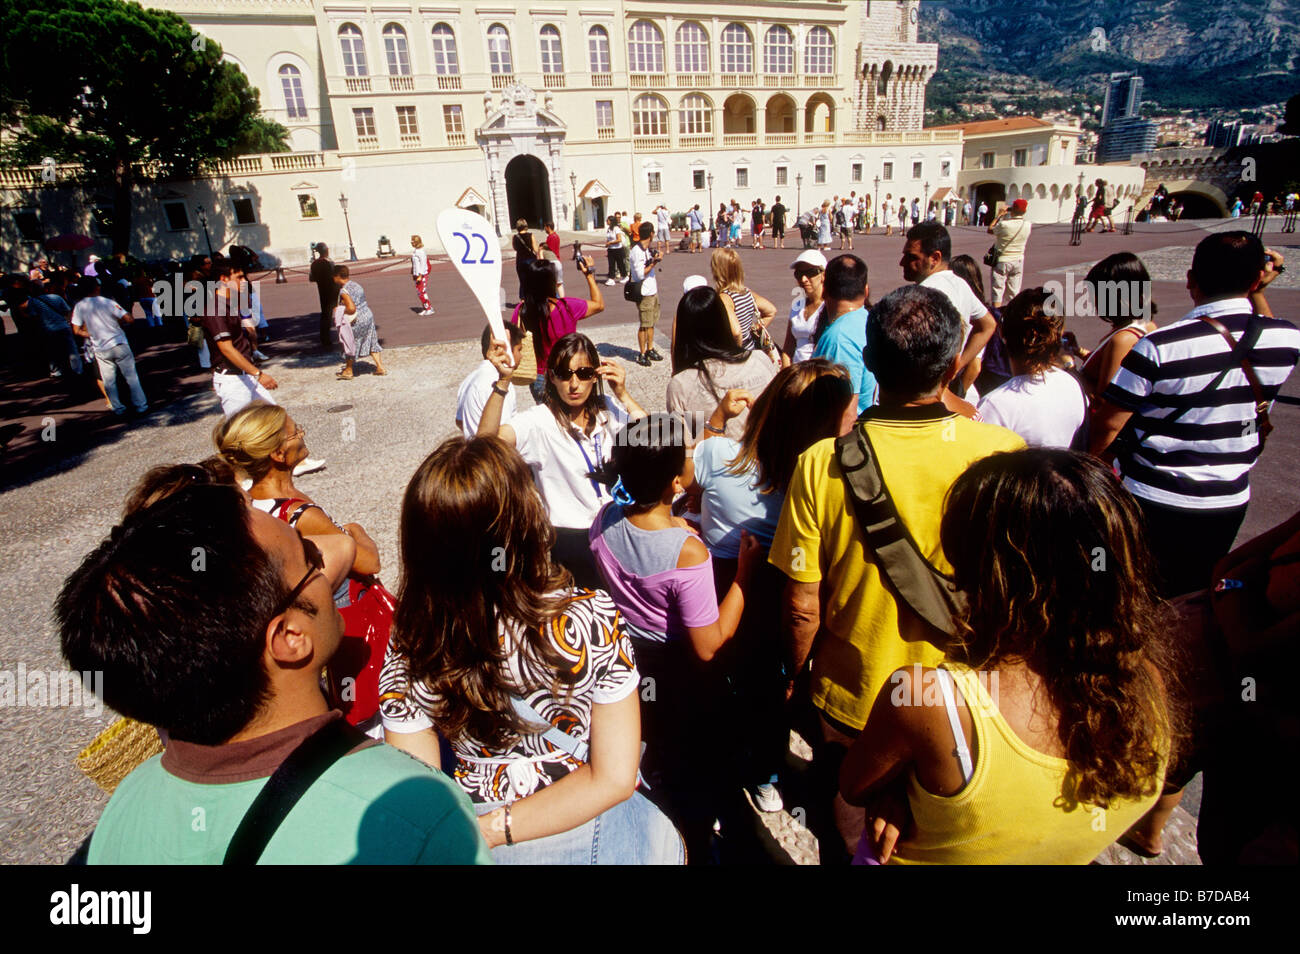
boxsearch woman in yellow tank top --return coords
[840,449,1180,864]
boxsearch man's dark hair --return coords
[212,261,234,280]
[56,483,289,745]
[545,222,555,231]
[906,222,951,262]
[1190,231,1266,299]
[332,264,350,280]
[480,321,525,357]
[77,276,100,298]
[824,254,868,303]
[865,285,963,401]
[638,221,654,241]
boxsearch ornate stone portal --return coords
[478,83,568,230]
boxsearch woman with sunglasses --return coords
[510,257,604,403]
[478,332,646,589]
[214,401,381,592]
[784,250,827,365]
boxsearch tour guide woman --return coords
[478,331,647,589]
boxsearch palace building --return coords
[2,0,962,267]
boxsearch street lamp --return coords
[195,205,213,257]
[338,192,357,262]
[570,170,580,230]
[924,180,930,218]
[707,172,714,218]
[873,175,880,229]
[488,173,499,235]
[796,172,803,216]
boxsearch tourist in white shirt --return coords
[977,288,1087,449]
[478,331,647,589]
[900,222,997,398]
[411,235,434,316]
[455,323,524,439]
[70,277,148,415]
[654,204,672,258]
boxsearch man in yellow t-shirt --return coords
[769,284,1024,861]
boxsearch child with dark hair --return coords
[587,412,760,862]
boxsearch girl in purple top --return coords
[588,412,759,862]
[511,257,603,403]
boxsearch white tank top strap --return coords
[936,667,974,784]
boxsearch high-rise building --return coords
[1098,71,1156,162]
[1102,72,1143,125]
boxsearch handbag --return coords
[186,319,205,347]
[74,716,164,794]
[623,279,643,303]
[510,330,537,386]
[983,245,998,267]
[326,577,397,726]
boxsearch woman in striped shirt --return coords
[710,247,776,354]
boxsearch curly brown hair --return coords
[393,437,580,749]
[1001,287,1065,376]
[940,448,1181,809]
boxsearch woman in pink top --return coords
[511,257,603,402]
[588,412,760,863]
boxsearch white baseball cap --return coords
[682,274,709,292]
[790,249,827,270]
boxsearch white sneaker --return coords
[751,783,783,813]
[293,457,326,477]
[419,308,435,316]
[604,279,615,286]
[253,350,269,361]
[619,277,629,284]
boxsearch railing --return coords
[436,74,462,90]
[399,134,421,148]
[722,133,757,147]
[804,131,834,144]
[629,73,667,89]
[491,73,514,89]
[763,74,789,87]
[356,135,380,151]
[592,73,612,87]
[0,168,45,187]
[204,156,265,175]
[597,127,616,140]
[679,133,716,149]
[389,75,415,92]
[268,153,324,171]
[344,76,371,93]
[675,73,711,87]
[446,132,467,147]
[721,73,757,87]
[802,74,835,87]
[764,132,797,145]
[542,73,565,88]
[632,135,671,151]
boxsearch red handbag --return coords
[329,578,396,726]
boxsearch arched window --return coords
[382,24,410,75]
[588,25,610,73]
[338,24,368,76]
[632,93,668,136]
[487,24,513,74]
[679,93,712,134]
[628,20,664,73]
[877,61,893,96]
[279,64,307,120]
[674,22,708,73]
[720,23,753,74]
[539,25,563,74]
[763,25,793,75]
[804,26,834,75]
[430,23,459,75]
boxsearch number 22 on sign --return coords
[436,208,511,366]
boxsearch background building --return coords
[1097,71,1159,163]
[0,0,962,268]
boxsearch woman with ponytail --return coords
[840,449,1177,864]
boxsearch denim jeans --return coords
[474,791,684,864]
[95,342,148,413]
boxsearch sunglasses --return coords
[552,366,598,382]
[794,269,823,280]
[270,536,325,619]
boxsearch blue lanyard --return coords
[569,426,604,499]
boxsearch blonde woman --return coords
[411,235,434,316]
[710,248,776,353]
[214,401,381,586]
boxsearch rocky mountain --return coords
[921,0,1300,120]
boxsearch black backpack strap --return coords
[834,425,966,638]
[223,718,371,865]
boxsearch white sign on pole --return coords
[436,207,511,365]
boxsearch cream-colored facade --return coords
[930,117,1146,224]
[2,0,963,268]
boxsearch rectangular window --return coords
[1013,148,1028,167]
[396,105,419,136]
[231,197,257,226]
[90,206,113,238]
[353,107,377,138]
[13,208,41,241]
[814,163,825,185]
[647,171,662,193]
[912,161,923,179]
[981,152,995,169]
[736,167,748,188]
[851,163,862,183]
[775,165,787,186]
[693,169,705,190]
[595,100,614,129]
[161,202,190,232]
[883,162,894,181]
[443,104,463,134]
[941,159,952,178]
[298,194,320,218]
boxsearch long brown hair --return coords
[393,437,579,748]
[940,449,1179,809]
[727,358,853,494]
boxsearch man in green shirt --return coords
[58,466,490,865]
